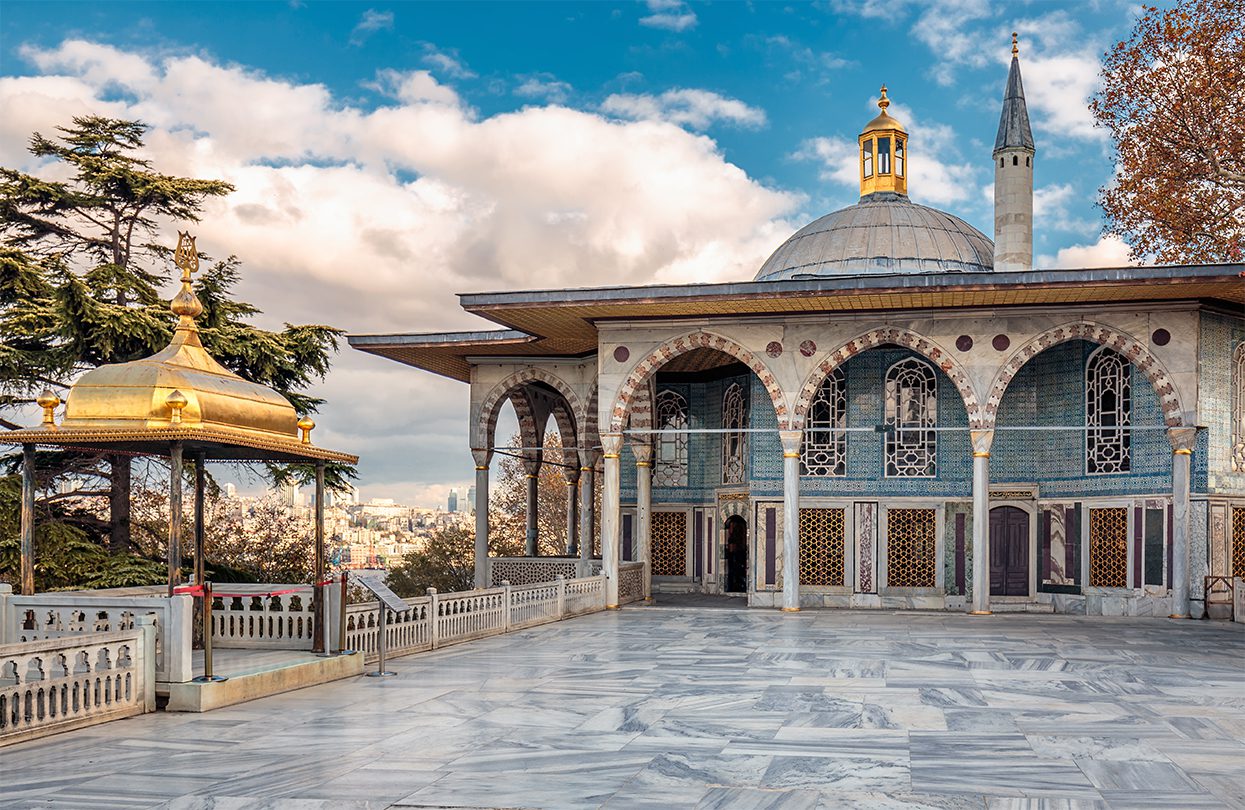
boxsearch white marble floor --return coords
[2,609,1243,809]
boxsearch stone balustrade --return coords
[210,584,317,650]
[0,618,157,747]
[342,574,607,664]
[0,585,192,684]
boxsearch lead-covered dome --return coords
[754,191,994,281]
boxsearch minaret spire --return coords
[993,33,1036,270]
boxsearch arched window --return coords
[1087,347,1132,474]
[721,382,748,485]
[877,137,892,174]
[654,389,689,487]
[802,368,847,477]
[885,358,937,477]
[895,139,905,177]
[861,140,873,178]
[1233,343,1245,472]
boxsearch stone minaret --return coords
[993,33,1035,271]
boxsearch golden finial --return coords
[37,388,60,428]
[298,415,315,444]
[167,390,188,424]
[1012,32,1019,57]
[878,84,890,112]
[170,232,203,321]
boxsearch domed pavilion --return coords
[350,41,1243,621]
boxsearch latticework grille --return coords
[886,508,936,587]
[1089,507,1128,587]
[1233,506,1245,579]
[799,508,845,586]
[1087,348,1131,474]
[802,368,846,477]
[651,511,688,576]
[884,359,937,478]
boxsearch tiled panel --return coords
[1201,312,1245,493]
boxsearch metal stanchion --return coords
[317,578,336,658]
[192,581,227,683]
[366,600,395,677]
[338,573,357,655]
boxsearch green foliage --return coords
[386,526,479,598]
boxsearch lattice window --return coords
[799,508,845,586]
[1233,506,1245,579]
[802,368,846,477]
[722,382,748,485]
[886,508,936,587]
[1087,348,1131,474]
[654,389,689,487]
[651,511,688,576]
[1233,344,1245,472]
[1089,507,1129,587]
[884,359,937,477]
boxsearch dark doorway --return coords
[724,515,748,593]
[989,506,1029,596]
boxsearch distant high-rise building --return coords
[466,484,476,511]
[447,489,459,513]
[223,482,237,498]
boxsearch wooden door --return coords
[989,506,1029,596]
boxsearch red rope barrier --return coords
[172,578,338,599]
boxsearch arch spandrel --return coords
[792,327,984,429]
[607,330,790,433]
[984,322,1188,428]
[473,367,582,452]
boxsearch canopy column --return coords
[564,461,580,556]
[578,452,597,565]
[19,444,35,595]
[632,442,653,602]
[1168,427,1197,619]
[168,440,184,597]
[524,451,542,556]
[472,449,492,588]
[193,453,206,649]
[970,430,994,615]
[779,430,802,612]
[601,433,623,609]
[313,460,326,653]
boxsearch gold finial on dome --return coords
[171,232,203,321]
[167,390,188,424]
[298,416,315,444]
[1012,32,1019,57]
[37,389,60,428]
[859,85,908,197]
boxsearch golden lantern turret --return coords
[859,85,908,198]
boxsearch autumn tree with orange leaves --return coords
[1091,0,1244,263]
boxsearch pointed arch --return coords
[474,368,582,451]
[608,330,789,433]
[792,327,983,429]
[984,322,1186,428]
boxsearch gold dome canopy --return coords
[61,233,300,441]
[861,85,907,135]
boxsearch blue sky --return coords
[0,1,1148,506]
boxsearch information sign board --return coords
[357,574,407,612]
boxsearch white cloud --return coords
[601,89,766,130]
[420,43,476,79]
[349,9,393,46]
[639,0,697,32]
[912,0,994,85]
[1032,182,1098,235]
[1039,234,1134,269]
[1,39,798,502]
[514,73,572,104]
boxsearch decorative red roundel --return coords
[1151,328,1170,346]
[613,346,630,363]
[766,341,783,358]
[991,334,1010,352]
[955,335,973,352]
[799,340,816,357]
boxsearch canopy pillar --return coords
[19,444,35,595]
[168,441,184,597]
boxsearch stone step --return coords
[989,601,1055,614]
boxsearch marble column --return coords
[1169,427,1197,619]
[313,460,326,654]
[779,430,802,612]
[601,433,623,609]
[970,429,994,615]
[472,449,492,588]
[168,440,184,597]
[524,451,542,557]
[633,443,654,602]
[578,453,596,564]
[564,461,580,556]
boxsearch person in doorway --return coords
[725,516,747,593]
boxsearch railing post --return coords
[427,588,440,650]
[502,581,512,632]
[165,594,194,683]
[136,615,158,712]
[556,575,566,620]
[0,583,11,644]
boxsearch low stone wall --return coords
[0,619,157,747]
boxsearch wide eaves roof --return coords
[348,263,1244,382]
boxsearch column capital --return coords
[563,466,581,485]
[600,432,624,457]
[970,429,995,456]
[778,429,802,457]
[1167,426,1198,455]
[632,443,653,465]
[522,449,544,477]
[470,448,493,468]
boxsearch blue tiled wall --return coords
[991,340,1173,497]
[1200,311,1245,495]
